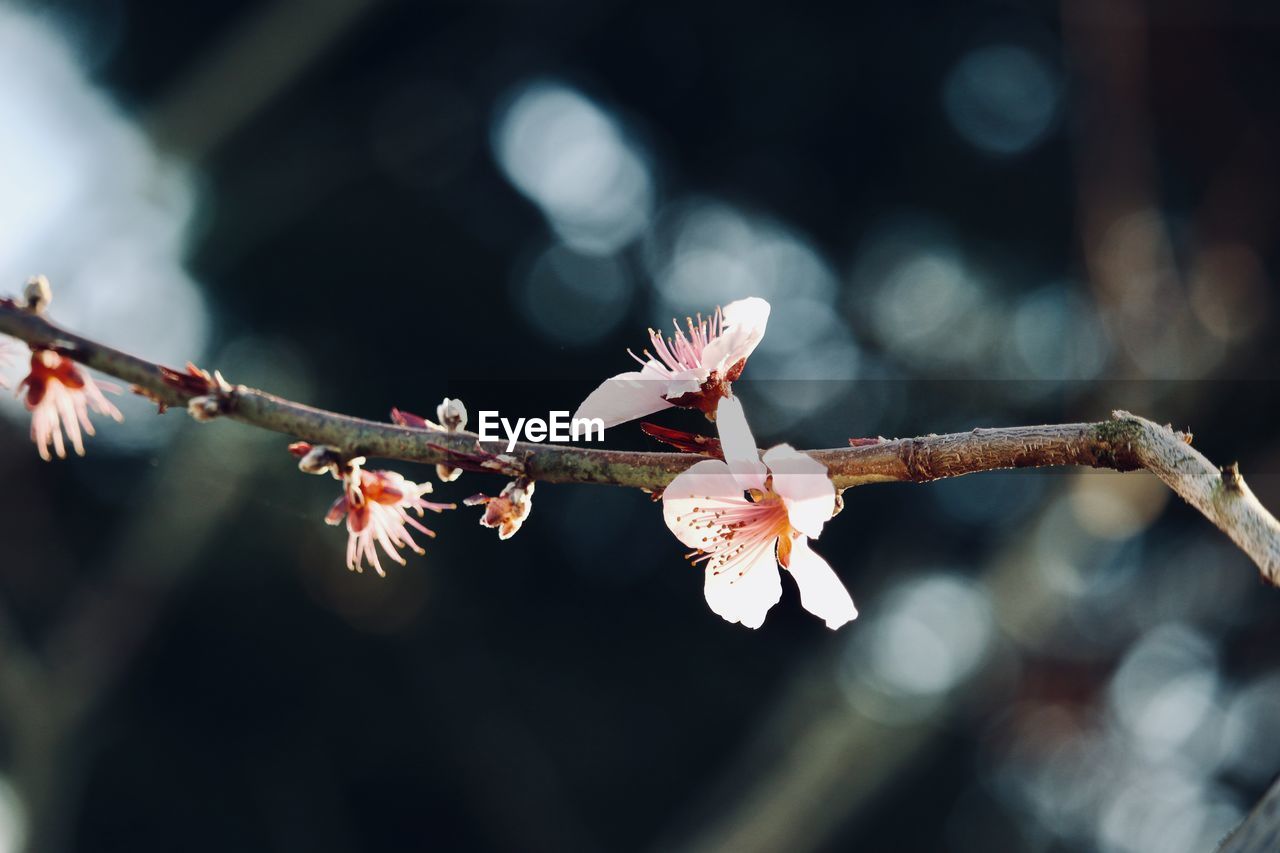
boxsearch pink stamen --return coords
[332,467,453,576]
[639,307,724,374]
[675,491,789,576]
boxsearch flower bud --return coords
[187,395,222,422]
[467,478,535,540]
[436,397,467,432]
[295,443,345,476]
[22,274,52,313]
[431,398,468,481]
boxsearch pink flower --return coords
[17,349,122,461]
[574,297,770,428]
[662,396,857,630]
[324,458,454,576]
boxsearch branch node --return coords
[184,368,238,422]
[392,399,469,481]
[901,438,934,482]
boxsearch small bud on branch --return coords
[21,274,52,314]
[467,477,536,540]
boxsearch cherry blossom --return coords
[661,396,857,630]
[17,349,123,461]
[323,457,454,576]
[574,297,770,428]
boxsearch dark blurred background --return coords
[1,0,1279,851]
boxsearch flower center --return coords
[679,486,792,576]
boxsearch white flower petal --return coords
[573,365,673,428]
[704,539,783,629]
[662,367,707,399]
[715,396,767,492]
[763,444,836,539]
[784,536,857,629]
[662,459,746,551]
[701,296,770,375]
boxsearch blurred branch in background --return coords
[0,381,279,852]
[1220,773,1280,853]
[0,0,382,848]
[146,0,381,159]
[660,470,1262,853]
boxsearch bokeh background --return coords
[1,0,1279,851]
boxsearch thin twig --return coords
[2,300,1278,581]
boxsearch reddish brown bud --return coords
[391,408,435,429]
[641,422,724,457]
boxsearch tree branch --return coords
[1219,773,1280,853]
[2,299,1278,581]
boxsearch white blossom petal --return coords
[783,536,857,629]
[703,538,783,629]
[715,396,767,492]
[762,444,836,539]
[573,364,673,428]
[700,297,770,375]
[662,459,746,551]
[662,367,707,400]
